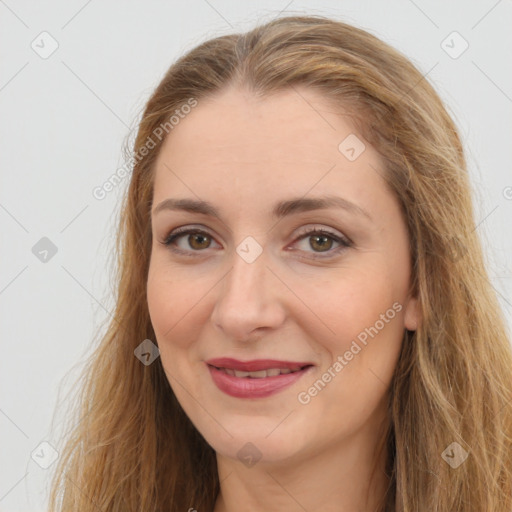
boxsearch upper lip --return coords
[206,357,314,372]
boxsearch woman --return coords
[48,15,512,512]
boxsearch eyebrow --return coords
[152,195,372,221]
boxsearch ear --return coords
[403,295,421,331]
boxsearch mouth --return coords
[205,358,314,398]
[211,366,310,378]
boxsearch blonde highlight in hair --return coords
[48,15,512,511]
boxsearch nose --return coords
[210,246,286,343]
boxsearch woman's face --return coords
[147,85,419,465]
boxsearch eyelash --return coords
[161,225,353,260]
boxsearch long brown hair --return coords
[48,14,512,511]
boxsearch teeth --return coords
[220,367,303,378]
[248,370,268,378]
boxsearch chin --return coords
[214,437,302,467]
[196,415,309,466]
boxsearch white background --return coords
[1,1,511,510]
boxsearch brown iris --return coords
[188,233,211,250]
[309,234,333,252]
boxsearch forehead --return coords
[152,86,389,217]
[157,86,361,164]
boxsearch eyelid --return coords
[292,224,352,245]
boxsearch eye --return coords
[290,226,352,259]
[161,225,353,259]
[162,226,219,257]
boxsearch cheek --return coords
[146,264,211,402]
[146,261,205,350]
[310,267,403,337]
[297,277,405,426]
[310,268,406,386]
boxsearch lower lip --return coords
[207,364,313,398]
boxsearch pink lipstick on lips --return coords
[206,357,314,398]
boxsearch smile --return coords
[214,367,304,378]
[205,358,314,398]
